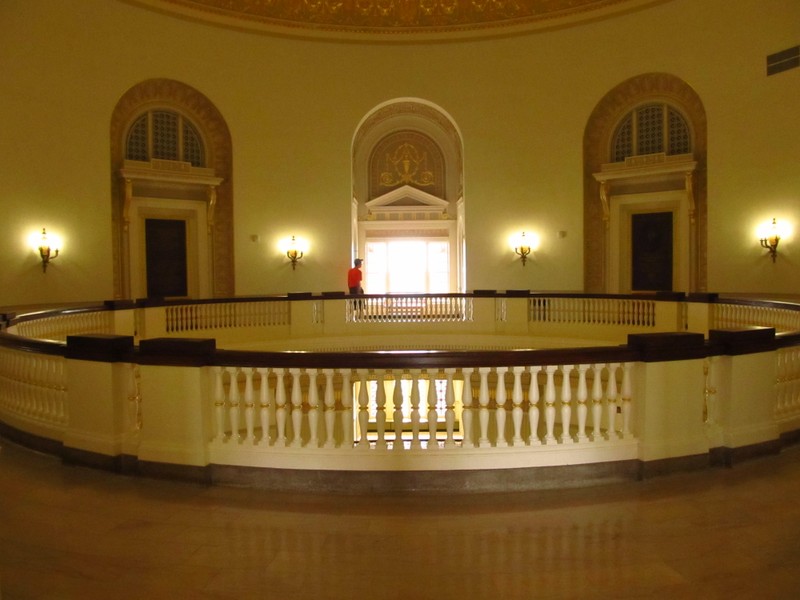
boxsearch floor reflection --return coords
[1,438,800,599]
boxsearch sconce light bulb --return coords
[759,218,781,263]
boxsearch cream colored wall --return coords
[0,0,797,307]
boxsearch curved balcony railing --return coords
[0,292,798,492]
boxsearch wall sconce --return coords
[511,231,539,266]
[32,228,61,272]
[280,235,308,270]
[758,218,781,262]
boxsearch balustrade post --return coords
[560,364,574,444]
[126,363,142,435]
[213,366,225,444]
[341,370,354,447]
[243,368,256,444]
[477,367,491,447]
[575,364,589,443]
[63,335,135,463]
[705,329,782,462]
[444,368,456,448]
[357,370,370,450]
[307,369,320,448]
[591,363,605,441]
[527,366,541,445]
[392,373,404,450]
[274,368,288,447]
[461,368,474,448]
[410,370,422,449]
[511,366,524,446]
[605,363,620,440]
[226,367,241,444]
[495,367,508,447]
[322,369,336,448]
[257,367,272,447]
[544,365,558,444]
[375,370,388,449]
[620,362,633,439]
[289,368,303,447]
[426,371,439,450]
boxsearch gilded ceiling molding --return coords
[126,0,672,40]
[582,72,707,293]
[110,78,234,298]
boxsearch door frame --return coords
[608,190,689,294]
[128,197,210,299]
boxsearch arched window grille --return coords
[611,103,691,162]
[125,110,205,167]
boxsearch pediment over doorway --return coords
[365,185,449,220]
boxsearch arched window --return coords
[610,103,692,162]
[125,110,206,167]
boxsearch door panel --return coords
[145,218,188,298]
[631,212,673,291]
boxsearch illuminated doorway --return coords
[365,239,450,294]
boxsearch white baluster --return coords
[392,373,404,450]
[322,368,336,449]
[495,367,508,448]
[544,365,558,445]
[290,368,304,448]
[591,363,605,442]
[127,363,141,434]
[606,363,620,440]
[576,364,589,442]
[341,370,354,447]
[374,370,388,449]
[409,370,422,449]
[274,368,288,447]
[307,369,320,448]
[527,366,541,446]
[478,367,491,448]
[243,368,256,444]
[357,370,370,450]
[226,367,241,444]
[257,368,272,447]
[621,362,633,439]
[511,366,524,446]
[461,368,474,448]
[560,364,574,444]
[426,371,439,450]
[444,368,456,448]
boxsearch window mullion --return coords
[178,115,185,163]
[146,112,153,162]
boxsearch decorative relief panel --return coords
[370,131,444,200]
[147,0,657,37]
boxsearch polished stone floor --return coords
[1,439,800,599]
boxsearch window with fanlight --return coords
[610,103,692,162]
[126,110,206,167]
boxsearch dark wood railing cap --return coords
[66,334,134,362]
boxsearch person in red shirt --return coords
[347,258,364,294]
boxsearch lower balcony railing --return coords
[0,292,798,492]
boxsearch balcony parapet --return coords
[0,293,798,493]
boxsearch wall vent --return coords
[767,45,799,76]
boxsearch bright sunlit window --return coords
[365,239,450,294]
